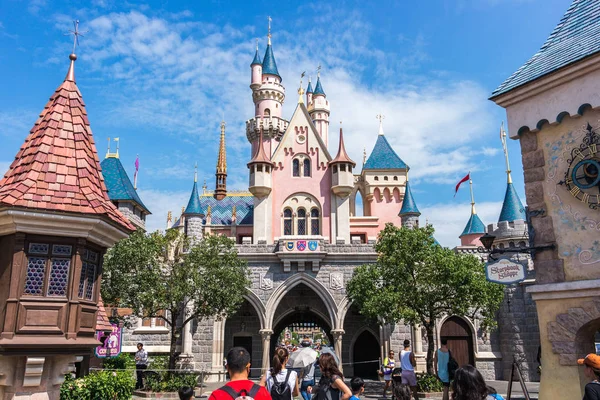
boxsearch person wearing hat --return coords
[579,353,600,400]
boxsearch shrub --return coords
[417,373,443,393]
[103,353,135,370]
[60,370,135,400]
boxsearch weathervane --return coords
[317,64,322,77]
[65,20,87,54]
[298,71,306,102]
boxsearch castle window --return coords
[333,165,338,174]
[266,166,270,173]
[284,208,293,235]
[293,159,300,177]
[393,176,398,181]
[519,241,526,248]
[384,176,388,181]
[264,108,271,116]
[303,159,311,177]
[311,208,320,235]
[257,165,263,172]
[297,208,307,235]
[374,176,379,181]
[340,165,346,172]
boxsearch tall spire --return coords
[184,170,204,215]
[261,16,280,78]
[313,67,325,96]
[267,16,272,45]
[469,177,476,215]
[399,177,420,217]
[330,123,356,166]
[215,121,227,201]
[460,175,486,238]
[376,114,385,135]
[500,122,512,184]
[251,39,262,66]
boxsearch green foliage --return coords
[102,353,135,370]
[346,224,504,373]
[417,373,444,393]
[60,370,135,400]
[145,371,199,393]
[102,230,250,369]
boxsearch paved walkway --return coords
[133,379,539,400]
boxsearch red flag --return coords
[454,173,470,197]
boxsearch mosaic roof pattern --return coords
[201,194,254,225]
[101,157,150,214]
[0,57,134,231]
[492,0,600,96]
[363,134,408,170]
[498,183,526,222]
[460,213,486,237]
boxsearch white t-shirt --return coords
[266,369,298,395]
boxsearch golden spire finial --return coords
[217,121,227,174]
[298,71,306,103]
[202,180,207,194]
[167,211,172,223]
[181,206,185,216]
[500,122,512,184]
[267,16,272,45]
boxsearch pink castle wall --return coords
[368,187,403,229]
[460,233,483,247]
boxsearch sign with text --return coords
[284,240,319,252]
[95,323,122,358]
[485,258,526,285]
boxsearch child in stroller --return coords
[391,368,410,400]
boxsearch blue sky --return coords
[0,0,570,246]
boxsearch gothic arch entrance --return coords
[352,329,380,379]
[224,298,264,377]
[440,316,474,367]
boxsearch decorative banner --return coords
[284,240,319,252]
[95,323,122,358]
[485,257,526,285]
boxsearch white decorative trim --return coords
[0,209,129,247]
[23,357,45,387]
[527,279,600,300]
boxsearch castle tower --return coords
[398,177,420,229]
[248,129,274,244]
[215,121,227,201]
[306,77,313,106]
[459,178,485,246]
[0,42,134,399]
[183,166,205,243]
[246,19,288,156]
[307,73,331,146]
[330,125,356,243]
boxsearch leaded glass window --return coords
[78,249,99,300]
[47,258,70,296]
[311,208,320,235]
[297,208,306,235]
[29,243,49,254]
[283,208,293,235]
[303,159,310,177]
[24,257,46,296]
[293,159,300,177]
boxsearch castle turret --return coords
[250,42,262,91]
[183,167,204,242]
[399,177,420,229]
[307,73,330,146]
[306,77,313,108]
[215,121,227,201]
[459,178,485,246]
[330,126,356,243]
[248,128,274,244]
[499,122,526,223]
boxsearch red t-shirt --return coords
[209,380,272,400]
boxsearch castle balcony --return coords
[246,116,289,142]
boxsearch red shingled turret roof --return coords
[247,128,274,166]
[96,298,114,333]
[0,54,135,232]
[330,127,356,166]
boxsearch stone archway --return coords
[351,328,380,379]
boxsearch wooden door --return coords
[440,317,474,367]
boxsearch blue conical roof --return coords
[262,44,280,78]
[498,183,526,222]
[313,77,325,96]
[364,135,408,170]
[306,80,313,94]
[399,181,420,216]
[101,157,150,214]
[460,213,486,237]
[184,181,204,215]
[251,48,262,66]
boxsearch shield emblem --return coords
[308,240,318,251]
[286,241,294,251]
[297,240,307,251]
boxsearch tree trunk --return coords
[168,312,179,373]
[425,324,435,375]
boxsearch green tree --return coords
[102,230,250,371]
[346,224,504,374]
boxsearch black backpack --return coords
[312,376,340,400]
[270,370,292,400]
[219,383,261,400]
[448,351,459,380]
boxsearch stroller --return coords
[391,368,405,400]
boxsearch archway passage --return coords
[271,308,333,356]
[224,299,262,377]
[353,330,380,380]
[440,316,474,367]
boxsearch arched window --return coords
[393,176,398,181]
[297,208,307,235]
[303,159,311,177]
[311,208,320,235]
[283,209,293,235]
[384,176,388,181]
[374,176,379,181]
[264,108,271,116]
[293,159,300,177]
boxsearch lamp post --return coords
[477,232,554,259]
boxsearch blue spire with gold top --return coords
[262,17,280,79]
[184,166,204,216]
[313,76,325,96]
[251,45,262,66]
[498,123,526,222]
[306,78,313,94]
[364,116,408,170]
[399,179,420,216]
[460,177,485,237]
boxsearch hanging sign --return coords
[95,323,122,358]
[485,257,526,285]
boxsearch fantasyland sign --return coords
[95,323,122,358]
[485,257,526,285]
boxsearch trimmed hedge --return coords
[60,370,135,400]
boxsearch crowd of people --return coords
[172,340,600,400]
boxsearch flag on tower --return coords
[454,172,470,197]
[134,156,139,190]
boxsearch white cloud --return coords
[28,0,47,15]
[137,188,190,233]
[481,147,500,156]
[420,201,503,248]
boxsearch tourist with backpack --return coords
[309,353,352,400]
[209,347,272,400]
[260,347,299,400]
[434,338,450,400]
[451,365,504,400]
